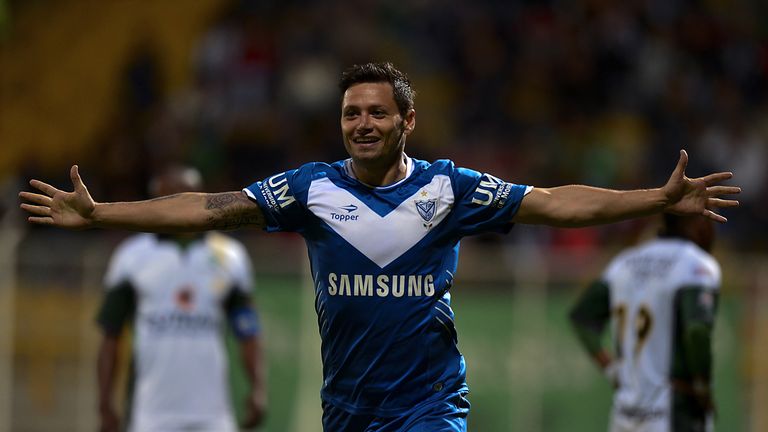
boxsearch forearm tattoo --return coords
[205,192,265,230]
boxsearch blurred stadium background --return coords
[1,0,766,431]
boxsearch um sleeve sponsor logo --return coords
[471,173,513,208]
[267,173,296,208]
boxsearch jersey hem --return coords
[320,383,469,417]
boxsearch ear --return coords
[403,109,416,135]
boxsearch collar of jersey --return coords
[342,155,414,190]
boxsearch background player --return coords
[569,213,720,431]
[20,62,738,432]
[95,165,266,432]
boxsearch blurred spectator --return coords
[11,0,765,250]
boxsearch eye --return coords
[371,110,386,118]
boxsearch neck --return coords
[351,154,408,187]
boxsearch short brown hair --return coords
[339,62,416,116]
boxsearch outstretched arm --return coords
[19,165,265,232]
[513,150,740,227]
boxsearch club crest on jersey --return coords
[176,286,195,311]
[415,199,437,229]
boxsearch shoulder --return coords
[278,160,347,191]
[602,244,642,278]
[414,158,480,185]
[297,160,345,179]
[104,234,157,289]
[418,158,453,170]
[253,161,343,205]
[204,232,249,260]
[677,243,721,290]
[111,233,156,262]
[203,233,254,282]
[420,158,482,179]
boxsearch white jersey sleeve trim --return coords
[242,188,257,201]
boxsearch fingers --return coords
[29,179,60,197]
[20,203,51,217]
[19,191,53,206]
[675,149,689,175]
[240,410,263,428]
[707,198,739,209]
[27,216,55,225]
[701,209,727,224]
[707,185,741,197]
[699,171,734,186]
[71,165,86,192]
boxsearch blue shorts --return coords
[321,391,470,432]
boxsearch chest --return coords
[305,175,456,268]
[129,246,231,313]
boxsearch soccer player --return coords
[95,166,266,432]
[20,62,738,432]
[569,213,720,431]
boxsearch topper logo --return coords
[331,204,360,222]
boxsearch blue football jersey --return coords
[243,157,531,416]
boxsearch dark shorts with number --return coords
[321,391,470,432]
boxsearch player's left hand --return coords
[662,150,740,222]
[241,389,267,429]
[602,360,621,389]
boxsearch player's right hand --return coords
[241,389,267,429]
[98,407,120,432]
[602,360,621,389]
[19,165,96,229]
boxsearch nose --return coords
[356,114,372,132]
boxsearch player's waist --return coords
[320,345,466,415]
[320,376,467,417]
[615,404,666,420]
[138,311,223,334]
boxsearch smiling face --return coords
[341,82,415,172]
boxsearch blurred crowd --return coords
[12,0,768,251]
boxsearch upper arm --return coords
[570,280,612,332]
[677,286,719,327]
[512,187,555,225]
[204,191,266,231]
[224,288,261,339]
[450,165,531,237]
[675,286,718,377]
[569,280,612,355]
[96,281,136,336]
[242,167,312,233]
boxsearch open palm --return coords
[19,165,96,229]
[662,150,740,222]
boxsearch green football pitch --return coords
[228,275,746,432]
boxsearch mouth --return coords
[352,136,381,145]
